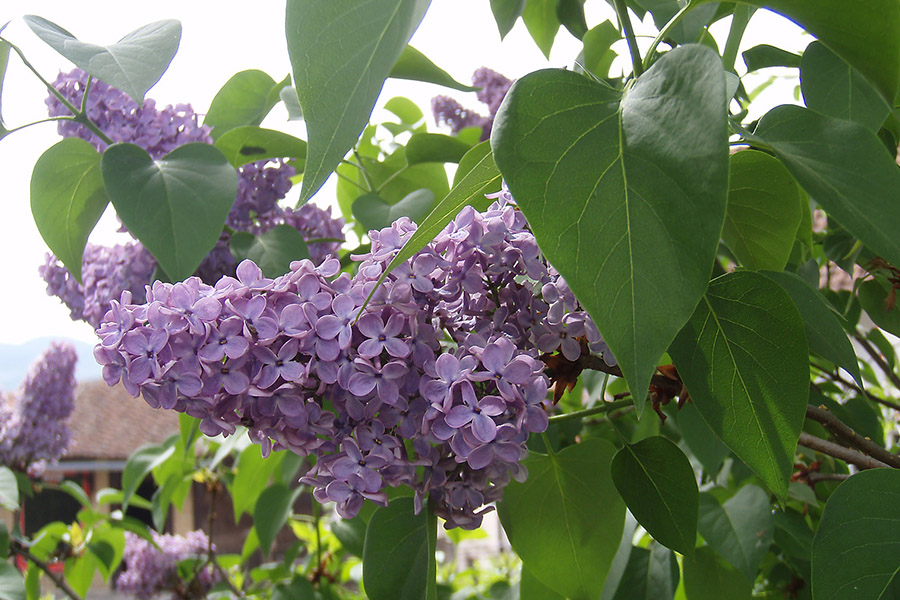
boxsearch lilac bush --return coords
[95,196,614,529]
[432,67,512,140]
[116,530,218,600]
[0,341,77,476]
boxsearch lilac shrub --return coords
[432,67,512,140]
[0,342,77,476]
[96,195,614,529]
[116,530,218,600]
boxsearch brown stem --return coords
[806,404,900,468]
[853,331,900,391]
[816,368,900,412]
[579,354,683,399]
[807,472,850,485]
[798,432,890,470]
[203,483,247,598]
[9,544,83,600]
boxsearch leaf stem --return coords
[806,404,900,468]
[613,0,644,77]
[798,431,889,470]
[643,1,693,69]
[548,399,635,425]
[853,330,900,390]
[721,6,753,72]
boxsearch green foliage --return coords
[0,562,25,600]
[682,547,752,600]
[204,69,290,140]
[352,189,434,231]
[254,484,301,558]
[215,126,307,169]
[389,46,476,91]
[231,225,310,278]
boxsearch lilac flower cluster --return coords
[41,70,344,326]
[0,342,77,477]
[95,193,613,528]
[432,67,512,140]
[116,530,218,600]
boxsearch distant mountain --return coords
[0,337,102,390]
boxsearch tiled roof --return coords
[65,380,179,461]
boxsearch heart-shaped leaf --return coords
[101,142,238,281]
[669,271,808,501]
[205,70,290,140]
[353,189,435,232]
[230,225,310,278]
[214,126,307,168]
[286,0,430,203]
[30,138,109,283]
[24,16,180,105]
[390,46,475,91]
[493,45,728,412]
[406,133,472,165]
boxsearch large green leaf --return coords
[498,439,624,599]
[490,0,525,38]
[669,271,808,501]
[23,16,180,105]
[389,46,475,91]
[580,21,620,79]
[812,469,900,599]
[493,45,728,412]
[800,41,889,133]
[121,443,175,511]
[762,270,862,387]
[858,279,900,339]
[405,133,472,165]
[229,443,284,523]
[215,126,307,168]
[286,0,430,203]
[230,225,310,278]
[254,483,301,558]
[722,150,802,271]
[682,546,752,600]
[101,142,237,281]
[0,467,17,511]
[522,0,560,58]
[599,513,639,600]
[610,545,679,600]
[611,436,698,556]
[741,44,800,71]
[675,401,730,476]
[204,70,290,140]
[363,497,436,600]
[30,138,108,283]
[0,562,25,600]
[751,105,900,268]
[352,189,434,231]
[696,485,774,582]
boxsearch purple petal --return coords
[445,405,474,428]
[471,414,498,443]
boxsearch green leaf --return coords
[389,46,475,91]
[697,485,774,582]
[65,552,98,598]
[230,443,283,523]
[580,21,620,79]
[353,189,434,231]
[286,0,429,203]
[151,473,189,532]
[406,133,472,165]
[280,87,304,121]
[0,466,18,511]
[101,142,238,281]
[88,527,126,580]
[682,546,752,600]
[669,271,808,501]
[722,150,802,271]
[812,469,900,599]
[58,480,91,508]
[493,46,728,414]
[121,443,175,510]
[498,439,625,599]
[599,513,639,600]
[23,566,38,600]
[215,126,307,169]
[30,138,109,283]
[230,225,310,278]
[254,483,301,558]
[330,502,376,558]
[858,279,900,338]
[800,41,889,133]
[490,0,525,38]
[0,562,25,600]
[363,497,433,600]
[741,44,801,71]
[522,0,560,58]
[556,0,588,39]
[762,270,862,387]
[23,16,180,105]
[204,70,289,140]
[385,96,424,125]
[774,508,813,564]
[676,401,729,476]
[610,544,680,600]
[611,436,698,556]
[0,523,7,559]
[751,110,900,270]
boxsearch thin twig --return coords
[9,544,83,600]
[806,404,900,468]
[548,399,635,425]
[579,353,683,399]
[613,0,644,77]
[807,472,850,485]
[798,432,890,470]
[853,331,900,390]
[813,367,900,412]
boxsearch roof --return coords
[65,380,179,461]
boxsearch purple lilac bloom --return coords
[116,530,218,600]
[0,342,77,476]
[432,67,513,141]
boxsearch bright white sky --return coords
[0,2,804,346]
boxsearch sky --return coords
[0,2,805,347]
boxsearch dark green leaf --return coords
[363,497,433,600]
[215,126,307,169]
[676,401,729,476]
[286,0,429,202]
[557,0,588,39]
[23,16,180,104]
[682,546,752,600]
[741,43,800,71]
[490,0,525,38]
[406,133,472,165]
[101,142,238,281]
[800,41,889,133]
[0,467,19,511]
[774,508,813,563]
[230,225,310,278]
[493,46,728,413]
[610,544,679,600]
[697,485,774,581]
[858,279,900,338]
[812,469,900,599]
[0,523,7,558]
[599,513,638,600]
[152,473,188,532]
[330,506,374,558]
[88,527,125,580]
[762,270,862,387]
[644,1,719,44]
[611,436,698,556]
[522,0,560,58]
[230,443,283,523]
[0,562,25,600]
[722,149,802,271]
[254,483,301,558]
[58,480,91,507]
[389,46,475,92]
[205,70,289,140]
[580,21,619,78]
[498,439,624,599]
[280,87,304,121]
[121,443,175,510]
[669,272,808,501]
[272,577,316,600]
[30,138,109,283]
[352,189,434,231]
